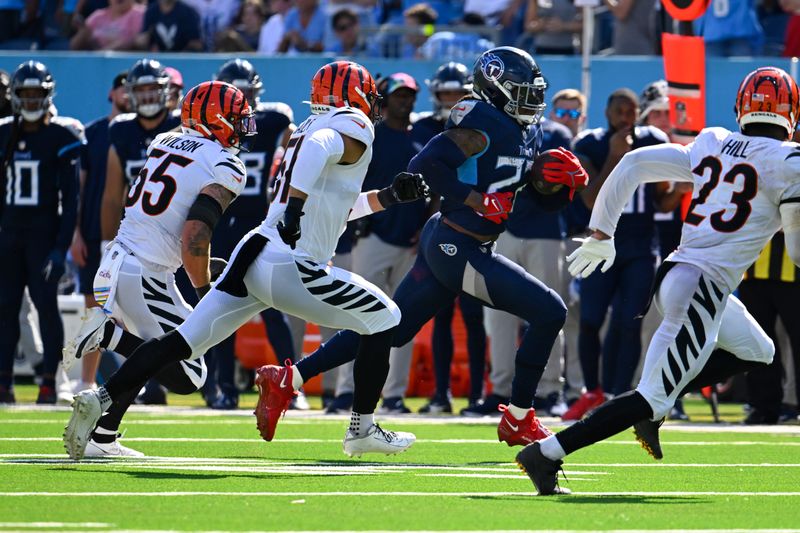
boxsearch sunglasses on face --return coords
[335,22,354,32]
[553,108,582,119]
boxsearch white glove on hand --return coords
[567,236,616,278]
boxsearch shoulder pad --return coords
[415,111,435,122]
[327,107,374,146]
[697,127,731,143]
[0,116,15,128]
[109,113,136,127]
[210,151,247,197]
[635,124,669,143]
[573,127,603,146]
[51,115,86,142]
[447,99,500,131]
[258,101,294,123]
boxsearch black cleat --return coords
[515,442,571,495]
[633,417,664,460]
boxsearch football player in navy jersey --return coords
[410,62,488,415]
[0,61,82,403]
[69,72,130,393]
[265,47,589,446]
[208,58,299,410]
[562,88,674,421]
[101,59,181,248]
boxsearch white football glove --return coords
[567,236,616,278]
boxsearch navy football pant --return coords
[432,295,486,402]
[297,215,566,409]
[578,253,655,396]
[0,230,63,387]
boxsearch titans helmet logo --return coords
[480,53,504,81]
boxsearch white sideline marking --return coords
[3,436,800,447]
[1,490,799,497]
[0,522,111,528]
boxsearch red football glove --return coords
[539,147,589,200]
[477,191,514,224]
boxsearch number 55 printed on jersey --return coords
[126,148,192,215]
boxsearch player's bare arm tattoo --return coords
[200,183,236,213]
[443,128,488,157]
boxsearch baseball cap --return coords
[640,79,669,119]
[381,72,419,95]
[111,71,127,90]
[165,66,184,88]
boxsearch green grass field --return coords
[1,388,799,532]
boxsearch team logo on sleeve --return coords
[480,53,504,81]
[439,243,457,256]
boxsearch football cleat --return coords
[289,389,310,411]
[84,437,144,458]
[254,363,297,441]
[62,307,108,372]
[377,397,411,414]
[633,417,664,460]
[63,389,106,460]
[418,395,452,414]
[460,393,507,417]
[497,405,552,446]
[343,423,415,458]
[561,387,606,421]
[515,441,571,495]
[325,392,354,414]
[36,385,56,405]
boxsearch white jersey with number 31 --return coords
[116,131,246,271]
[670,127,800,290]
[259,107,375,263]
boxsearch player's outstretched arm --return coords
[781,201,800,267]
[348,172,429,221]
[182,184,235,299]
[100,146,125,244]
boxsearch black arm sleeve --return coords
[187,193,223,230]
[407,132,473,204]
[55,151,80,253]
[526,182,572,213]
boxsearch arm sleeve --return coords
[407,132,473,204]
[347,191,374,221]
[589,142,693,236]
[288,127,345,195]
[780,202,800,267]
[55,145,81,253]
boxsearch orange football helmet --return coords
[181,80,256,150]
[735,66,800,136]
[309,61,381,121]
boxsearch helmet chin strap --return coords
[20,108,45,122]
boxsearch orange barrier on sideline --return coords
[662,33,706,145]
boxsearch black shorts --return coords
[78,239,102,297]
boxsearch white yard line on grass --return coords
[1,490,800,497]
[0,522,112,528]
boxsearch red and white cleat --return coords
[497,405,552,447]
[561,387,606,421]
[254,363,297,442]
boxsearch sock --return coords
[104,322,144,357]
[509,362,545,410]
[103,321,122,351]
[539,434,567,461]
[97,386,113,411]
[91,426,117,444]
[507,403,528,420]
[682,349,767,394]
[556,390,652,455]
[291,365,303,391]
[41,376,55,388]
[349,412,373,436]
[352,328,394,414]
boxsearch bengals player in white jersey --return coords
[63,80,251,459]
[64,61,429,461]
[516,67,800,495]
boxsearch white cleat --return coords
[62,308,109,372]
[84,438,144,458]
[343,423,416,458]
[63,390,104,461]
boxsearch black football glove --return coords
[210,257,227,282]
[41,250,66,283]
[376,172,429,208]
[277,196,304,249]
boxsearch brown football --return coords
[528,149,565,195]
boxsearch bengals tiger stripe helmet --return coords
[735,66,800,137]
[309,61,381,121]
[181,81,256,151]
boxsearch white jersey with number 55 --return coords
[589,127,800,292]
[116,131,247,271]
[259,106,375,263]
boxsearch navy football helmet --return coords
[427,61,471,120]
[472,47,547,126]
[126,58,170,118]
[215,59,263,108]
[11,61,55,122]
